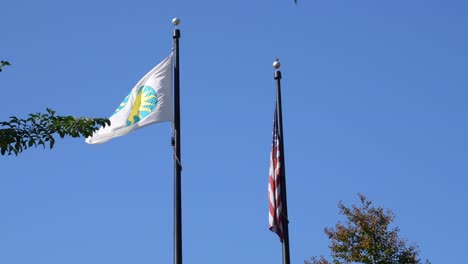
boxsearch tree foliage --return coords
[0,60,11,72]
[0,108,110,156]
[306,194,430,264]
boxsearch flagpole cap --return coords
[273,59,281,69]
[172,17,181,27]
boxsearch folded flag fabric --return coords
[86,53,173,144]
[269,106,283,242]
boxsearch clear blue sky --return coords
[1,0,467,263]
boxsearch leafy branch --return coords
[0,108,110,155]
[0,60,11,72]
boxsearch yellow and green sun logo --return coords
[112,85,158,127]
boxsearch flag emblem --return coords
[112,92,130,116]
[126,85,158,126]
[112,85,158,127]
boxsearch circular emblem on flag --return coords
[110,85,158,127]
[126,85,158,126]
[112,92,131,116]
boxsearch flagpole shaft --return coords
[173,27,182,264]
[275,69,291,264]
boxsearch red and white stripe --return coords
[268,108,283,242]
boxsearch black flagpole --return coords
[172,18,182,264]
[273,59,291,264]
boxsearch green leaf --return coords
[1,109,108,156]
[50,137,55,149]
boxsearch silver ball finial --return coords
[273,59,280,69]
[172,17,180,26]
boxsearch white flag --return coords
[86,53,173,144]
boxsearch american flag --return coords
[268,107,283,242]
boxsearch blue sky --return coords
[1,0,467,263]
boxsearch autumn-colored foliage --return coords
[306,194,430,264]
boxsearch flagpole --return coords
[273,59,291,264]
[172,17,183,264]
